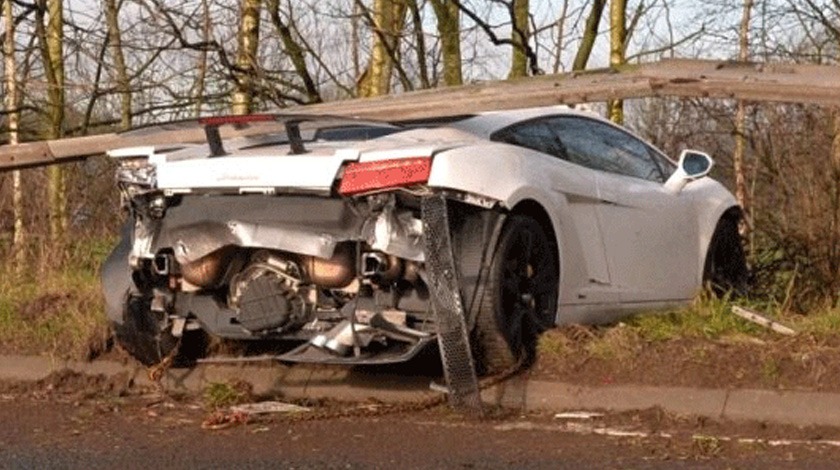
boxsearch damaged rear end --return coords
[102,115,497,366]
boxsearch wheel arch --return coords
[699,204,743,275]
[508,199,560,258]
[701,204,748,294]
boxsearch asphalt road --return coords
[3,391,840,470]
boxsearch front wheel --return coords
[703,213,749,297]
[471,215,559,375]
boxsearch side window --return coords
[646,146,677,176]
[492,120,570,161]
[547,117,667,182]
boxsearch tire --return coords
[112,293,206,367]
[471,215,558,375]
[703,213,749,297]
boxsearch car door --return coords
[548,116,701,303]
[492,119,616,305]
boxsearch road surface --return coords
[2,381,840,469]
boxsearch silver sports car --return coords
[102,106,747,372]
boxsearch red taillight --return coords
[338,157,432,195]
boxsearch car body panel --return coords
[594,171,700,302]
[154,150,359,193]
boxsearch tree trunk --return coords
[734,0,754,238]
[267,0,321,103]
[232,0,261,115]
[831,109,840,289]
[572,0,606,71]
[408,0,430,89]
[194,0,210,115]
[4,0,25,271]
[35,0,67,245]
[357,0,407,97]
[608,0,626,123]
[430,0,462,86]
[508,0,529,79]
[104,0,131,129]
[551,0,570,73]
[351,0,361,81]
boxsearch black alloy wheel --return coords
[473,215,558,374]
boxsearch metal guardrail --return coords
[2,58,840,172]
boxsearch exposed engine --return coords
[110,173,442,363]
[229,252,311,333]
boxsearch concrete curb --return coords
[2,354,838,427]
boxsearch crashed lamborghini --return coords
[102,106,747,372]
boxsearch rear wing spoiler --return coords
[0,114,390,170]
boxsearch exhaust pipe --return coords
[311,321,373,356]
[311,311,430,356]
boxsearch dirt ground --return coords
[4,370,840,469]
[531,326,840,392]
[7,312,840,394]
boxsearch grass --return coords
[0,237,114,360]
[620,292,840,343]
[203,381,253,410]
[626,294,767,342]
[537,291,840,362]
[2,233,839,367]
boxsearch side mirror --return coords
[664,150,714,194]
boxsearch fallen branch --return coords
[731,306,796,336]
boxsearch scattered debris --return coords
[731,306,796,336]
[737,438,840,448]
[429,381,449,394]
[201,410,249,430]
[229,401,311,415]
[493,421,670,439]
[554,411,605,420]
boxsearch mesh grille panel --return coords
[422,194,482,413]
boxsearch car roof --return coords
[448,104,607,139]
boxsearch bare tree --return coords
[4,0,25,271]
[508,0,529,78]
[357,0,408,97]
[608,0,626,123]
[573,0,606,71]
[734,0,754,240]
[232,0,261,114]
[453,0,540,76]
[430,0,462,86]
[104,0,131,129]
[405,0,430,88]
[193,0,211,115]
[34,0,67,244]
[266,0,321,103]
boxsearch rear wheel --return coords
[112,293,206,367]
[472,215,558,375]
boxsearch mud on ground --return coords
[6,311,840,393]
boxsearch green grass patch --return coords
[538,292,840,364]
[0,237,114,359]
[203,381,253,410]
[626,294,768,342]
